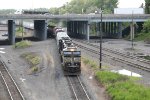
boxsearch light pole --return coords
[131,11,134,50]
[96,9,103,69]
[99,9,102,69]
[21,20,24,41]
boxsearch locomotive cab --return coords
[61,47,81,75]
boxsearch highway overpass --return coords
[0,14,150,45]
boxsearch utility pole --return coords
[22,20,24,41]
[99,8,103,69]
[131,11,134,49]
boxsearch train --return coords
[55,27,81,75]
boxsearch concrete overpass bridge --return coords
[0,14,150,44]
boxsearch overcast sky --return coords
[0,0,145,9]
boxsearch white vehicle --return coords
[114,8,144,14]
[14,10,23,14]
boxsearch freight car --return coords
[56,30,81,75]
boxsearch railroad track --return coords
[73,39,150,65]
[73,40,150,72]
[67,76,91,100]
[0,61,25,100]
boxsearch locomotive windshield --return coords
[63,51,81,57]
[63,51,72,57]
[73,51,81,57]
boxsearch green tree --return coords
[49,0,118,14]
[142,19,150,33]
[0,9,16,14]
[145,0,150,14]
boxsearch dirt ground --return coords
[0,39,107,100]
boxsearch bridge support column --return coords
[114,22,117,37]
[72,21,75,34]
[130,23,135,40]
[102,22,105,37]
[77,22,80,35]
[118,22,122,38]
[74,21,77,35]
[87,21,90,41]
[111,22,113,35]
[8,20,15,45]
[34,20,47,40]
[70,21,73,35]
[107,22,109,37]
[105,22,108,37]
[95,22,98,36]
[67,21,70,33]
[109,22,111,36]
[80,22,83,35]
[104,22,107,37]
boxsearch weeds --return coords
[13,40,32,48]
[21,52,41,73]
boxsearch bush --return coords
[13,40,32,48]
[21,52,41,73]
[22,53,41,65]
[142,19,150,33]
[31,66,38,72]
[134,32,150,42]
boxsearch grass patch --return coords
[96,71,128,86]
[124,32,150,43]
[21,52,41,73]
[82,57,98,69]
[82,57,150,99]
[135,32,150,43]
[144,55,150,60]
[96,71,150,100]
[13,40,32,48]
[31,66,38,72]
[21,52,41,65]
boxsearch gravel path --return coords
[0,38,111,100]
[1,38,149,100]
[0,39,72,100]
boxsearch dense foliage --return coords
[50,0,118,14]
[0,9,16,14]
[142,19,150,33]
[145,0,150,14]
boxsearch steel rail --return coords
[67,76,79,100]
[0,61,25,100]
[73,39,150,65]
[74,42,150,72]
[67,76,91,100]
[77,76,91,100]
[0,71,13,100]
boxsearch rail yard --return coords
[0,0,150,99]
[0,35,150,100]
